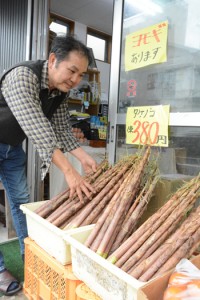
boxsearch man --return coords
[0,35,97,295]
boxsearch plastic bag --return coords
[163,258,200,300]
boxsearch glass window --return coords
[111,0,200,178]
[87,29,111,63]
[87,34,106,61]
[115,124,200,176]
[49,21,68,36]
[49,14,74,51]
[118,0,200,114]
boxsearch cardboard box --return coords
[139,254,200,300]
[138,173,193,225]
[20,201,94,265]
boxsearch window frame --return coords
[87,28,112,63]
[49,13,74,37]
[49,13,75,52]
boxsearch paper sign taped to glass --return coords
[126,105,170,147]
[125,20,168,71]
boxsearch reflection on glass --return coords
[116,125,200,176]
[119,0,200,113]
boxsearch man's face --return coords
[48,51,88,92]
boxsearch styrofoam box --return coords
[64,234,147,300]
[20,201,94,265]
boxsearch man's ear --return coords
[48,53,56,68]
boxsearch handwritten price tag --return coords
[126,105,170,147]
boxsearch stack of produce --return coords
[35,147,200,283]
[84,146,159,258]
[35,147,159,252]
[106,175,200,281]
[34,158,110,221]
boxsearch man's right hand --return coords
[52,148,96,202]
[64,166,96,202]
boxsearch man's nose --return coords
[70,73,80,84]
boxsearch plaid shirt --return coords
[1,60,79,179]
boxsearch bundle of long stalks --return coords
[34,159,109,219]
[84,146,159,258]
[35,147,158,243]
[35,152,139,227]
[107,174,200,282]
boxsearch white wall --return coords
[74,22,87,44]
[96,60,110,103]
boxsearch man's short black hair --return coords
[49,34,93,66]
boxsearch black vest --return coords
[0,60,67,146]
